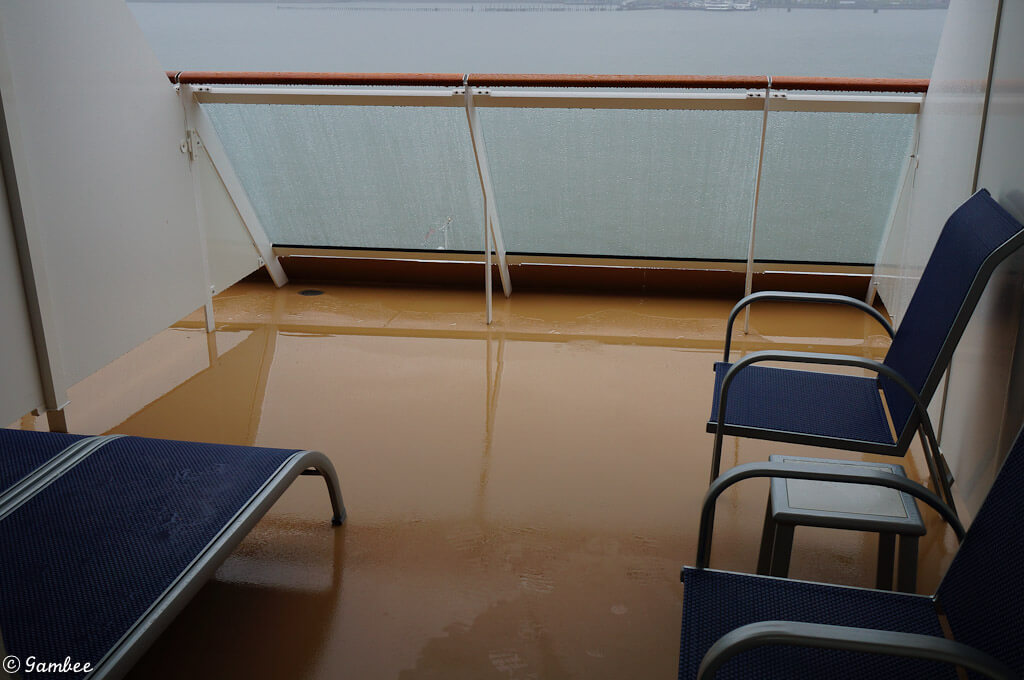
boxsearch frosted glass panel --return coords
[202,104,483,250]
[755,111,915,264]
[479,108,761,260]
[203,103,914,264]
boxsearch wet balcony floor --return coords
[14,281,959,679]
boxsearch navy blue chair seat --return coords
[0,430,345,680]
[679,569,951,680]
[709,362,895,449]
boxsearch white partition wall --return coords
[0,0,272,420]
[0,0,206,403]
[873,0,1024,515]
[872,0,999,324]
[939,0,1024,514]
[197,146,267,295]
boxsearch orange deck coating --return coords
[13,282,959,680]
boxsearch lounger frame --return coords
[86,448,344,680]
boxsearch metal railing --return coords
[167,71,925,324]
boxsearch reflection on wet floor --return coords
[13,281,959,679]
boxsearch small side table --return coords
[757,455,926,592]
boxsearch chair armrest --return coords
[694,461,964,569]
[697,621,1016,680]
[723,291,895,361]
[710,350,956,517]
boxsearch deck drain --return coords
[298,289,324,296]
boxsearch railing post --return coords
[744,76,772,334]
[463,77,511,325]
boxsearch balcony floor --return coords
[16,281,958,680]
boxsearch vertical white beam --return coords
[180,85,217,333]
[744,78,772,334]
[939,0,1004,450]
[186,89,288,287]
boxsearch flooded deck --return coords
[14,281,959,679]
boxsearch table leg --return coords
[876,532,896,591]
[769,523,794,578]
[897,535,918,593]
[757,500,775,575]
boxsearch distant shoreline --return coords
[268,6,945,11]
[132,0,949,8]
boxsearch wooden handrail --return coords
[467,74,769,88]
[166,71,929,93]
[771,76,929,93]
[170,71,465,86]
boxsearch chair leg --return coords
[876,532,896,591]
[769,523,794,578]
[710,425,726,484]
[757,500,775,575]
[897,535,919,593]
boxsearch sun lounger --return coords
[0,429,345,680]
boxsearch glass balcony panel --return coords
[201,103,483,251]
[203,101,915,265]
[477,107,762,260]
[754,111,915,264]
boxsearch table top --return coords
[768,454,926,535]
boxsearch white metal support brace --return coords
[464,82,511,324]
[744,77,773,334]
[184,87,289,289]
[179,84,217,333]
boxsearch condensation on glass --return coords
[204,102,914,264]
[203,103,484,251]
[478,107,761,260]
[755,111,915,264]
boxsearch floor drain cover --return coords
[298,289,324,296]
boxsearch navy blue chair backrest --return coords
[881,190,1024,439]
[936,425,1024,675]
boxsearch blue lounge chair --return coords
[707,189,1024,510]
[678,423,1024,680]
[0,429,345,680]
[0,430,88,497]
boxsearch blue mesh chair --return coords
[0,429,346,680]
[708,189,1024,511]
[678,423,1024,680]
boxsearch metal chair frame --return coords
[683,458,1018,680]
[708,191,1024,513]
